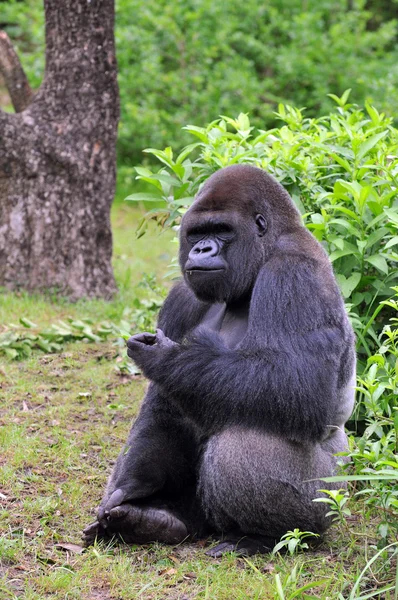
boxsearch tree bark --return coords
[0,0,119,299]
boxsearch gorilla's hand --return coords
[127,328,179,377]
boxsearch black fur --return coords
[83,165,356,554]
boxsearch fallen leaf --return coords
[169,555,180,564]
[55,543,85,554]
[160,568,177,577]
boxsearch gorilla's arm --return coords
[128,257,354,443]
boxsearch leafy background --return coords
[2,0,398,166]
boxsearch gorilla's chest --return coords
[200,303,249,349]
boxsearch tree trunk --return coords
[0,0,119,300]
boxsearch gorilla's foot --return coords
[82,520,109,546]
[206,534,273,557]
[83,504,188,547]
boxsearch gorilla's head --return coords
[179,165,302,304]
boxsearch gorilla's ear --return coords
[255,214,267,237]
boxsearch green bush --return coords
[2,0,398,165]
[116,0,398,164]
[127,94,398,368]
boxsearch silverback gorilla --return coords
[83,165,356,556]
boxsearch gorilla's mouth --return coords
[186,268,226,275]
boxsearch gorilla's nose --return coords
[189,238,219,259]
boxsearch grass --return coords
[0,203,396,599]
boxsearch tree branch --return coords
[0,30,33,113]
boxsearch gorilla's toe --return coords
[82,520,110,547]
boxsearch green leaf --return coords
[336,273,361,298]
[329,242,360,262]
[330,250,353,262]
[150,173,182,187]
[328,152,351,172]
[4,348,19,360]
[334,179,362,201]
[356,131,388,161]
[321,474,398,482]
[341,88,352,105]
[143,148,174,168]
[176,143,201,164]
[182,125,208,143]
[36,339,52,353]
[394,411,398,434]
[384,208,398,226]
[367,200,383,216]
[170,196,195,207]
[329,218,360,237]
[134,175,162,191]
[365,255,389,274]
[328,89,351,107]
[290,579,331,599]
[134,166,153,177]
[365,102,381,125]
[20,317,38,328]
[365,227,390,249]
[125,193,164,203]
[330,206,360,221]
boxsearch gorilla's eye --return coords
[214,225,234,241]
[187,232,205,245]
[187,224,234,245]
[255,214,267,237]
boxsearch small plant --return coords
[272,529,319,556]
[346,542,398,600]
[313,489,351,524]
[272,563,330,600]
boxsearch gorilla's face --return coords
[180,209,267,304]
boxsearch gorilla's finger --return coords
[109,504,131,520]
[103,488,126,513]
[156,328,177,348]
[82,520,110,546]
[97,505,106,521]
[82,521,100,536]
[127,333,156,347]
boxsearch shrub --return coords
[2,0,398,165]
[127,94,398,372]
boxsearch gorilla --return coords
[83,165,356,556]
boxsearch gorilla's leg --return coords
[83,385,204,546]
[199,426,348,556]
